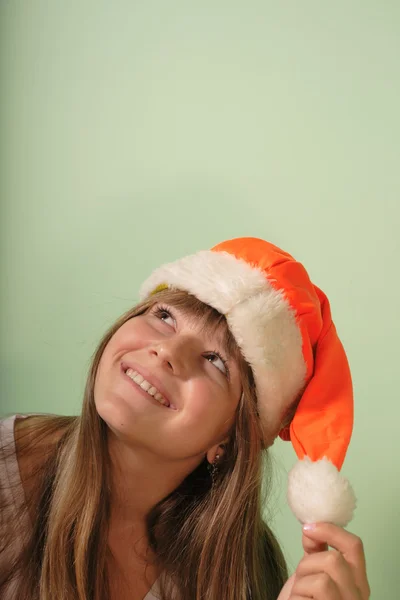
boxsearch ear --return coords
[206,437,229,464]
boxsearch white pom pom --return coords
[287,457,357,526]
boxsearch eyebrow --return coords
[204,328,234,360]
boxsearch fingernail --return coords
[302,523,317,531]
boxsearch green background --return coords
[1,2,399,597]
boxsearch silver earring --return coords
[207,453,220,487]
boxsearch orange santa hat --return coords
[140,237,356,526]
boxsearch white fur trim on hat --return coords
[287,457,357,526]
[140,250,268,314]
[139,249,307,440]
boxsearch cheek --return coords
[109,322,146,351]
[99,320,152,365]
[182,378,234,426]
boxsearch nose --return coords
[148,335,196,376]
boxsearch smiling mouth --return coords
[125,368,170,407]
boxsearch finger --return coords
[292,572,341,599]
[302,523,369,598]
[302,531,328,556]
[302,523,365,564]
[296,549,358,599]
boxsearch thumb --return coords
[276,574,296,600]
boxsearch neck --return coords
[107,431,201,527]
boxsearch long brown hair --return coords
[0,289,288,600]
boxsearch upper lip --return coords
[120,360,176,410]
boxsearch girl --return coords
[0,237,370,600]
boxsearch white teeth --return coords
[125,368,170,407]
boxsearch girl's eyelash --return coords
[206,350,231,381]
[152,305,230,380]
[153,305,175,321]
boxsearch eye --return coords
[153,305,175,327]
[204,352,230,380]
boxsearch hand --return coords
[277,522,370,600]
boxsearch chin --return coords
[94,394,133,432]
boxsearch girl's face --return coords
[94,302,243,461]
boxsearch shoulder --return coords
[14,414,65,461]
[13,414,71,509]
[0,413,75,509]
[14,413,74,451]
